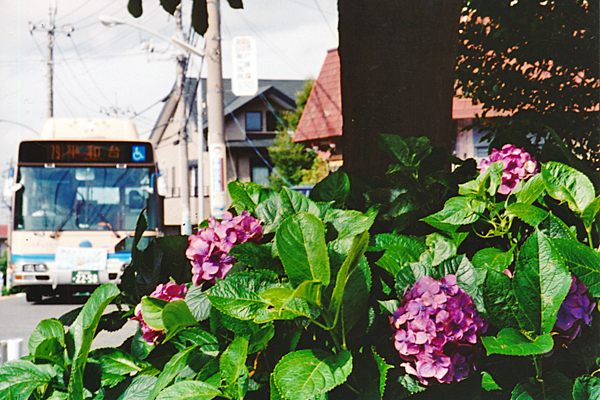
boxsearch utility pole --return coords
[175,5,192,235]
[29,1,73,119]
[206,0,227,218]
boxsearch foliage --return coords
[456,0,599,172]
[127,0,243,35]
[4,137,600,399]
[267,80,320,192]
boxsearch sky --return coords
[0,0,339,224]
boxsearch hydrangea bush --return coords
[3,137,599,400]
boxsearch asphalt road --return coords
[0,292,138,358]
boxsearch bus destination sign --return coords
[18,141,153,164]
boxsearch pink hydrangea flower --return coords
[186,211,263,285]
[479,144,538,195]
[131,281,188,344]
[391,275,487,386]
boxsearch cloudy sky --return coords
[0,0,338,223]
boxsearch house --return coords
[294,49,510,167]
[294,49,343,171]
[150,78,305,234]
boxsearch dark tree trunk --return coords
[338,0,463,177]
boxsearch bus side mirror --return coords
[3,181,22,197]
[157,174,167,197]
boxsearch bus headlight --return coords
[23,264,47,272]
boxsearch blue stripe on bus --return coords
[11,253,132,263]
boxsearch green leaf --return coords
[372,233,426,276]
[28,318,65,356]
[229,241,281,274]
[185,284,211,322]
[220,335,249,386]
[257,287,314,322]
[483,269,527,330]
[156,381,221,400]
[481,371,502,391]
[436,255,483,312]
[514,173,545,205]
[372,348,393,398]
[0,360,56,400]
[228,180,273,214]
[328,231,370,321]
[552,238,600,297]
[542,162,595,213]
[505,203,549,226]
[159,0,181,15]
[459,161,503,197]
[512,373,573,400]
[378,299,399,315]
[146,345,199,400]
[272,349,352,400]
[538,213,577,240]
[482,328,553,356]
[162,300,199,341]
[325,208,377,254]
[395,260,431,294]
[378,135,432,169]
[292,280,323,306]
[120,374,158,400]
[90,347,142,385]
[426,232,458,266]
[573,375,600,400]
[513,230,571,335]
[582,195,600,229]
[398,374,426,395]
[127,0,143,18]
[276,212,330,288]
[309,169,350,206]
[207,271,279,321]
[280,187,322,218]
[256,194,282,233]
[141,296,168,331]
[421,196,485,231]
[472,248,513,273]
[67,283,120,400]
[34,337,66,369]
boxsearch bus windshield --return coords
[14,166,158,231]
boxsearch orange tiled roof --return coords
[294,49,342,143]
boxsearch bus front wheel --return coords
[26,287,42,303]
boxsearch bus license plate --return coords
[72,271,99,285]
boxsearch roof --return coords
[294,49,342,143]
[201,79,305,131]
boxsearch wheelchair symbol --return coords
[131,146,146,162]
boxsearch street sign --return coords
[231,36,258,97]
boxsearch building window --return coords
[252,166,270,188]
[266,112,278,132]
[245,112,262,132]
[475,146,489,159]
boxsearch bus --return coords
[7,119,162,302]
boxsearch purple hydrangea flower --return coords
[552,275,595,349]
[391,275,487,386]
[186,211,263,285]
[132,281,188,344]
[479,144,538,195]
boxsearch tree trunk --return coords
[338,0,463,177]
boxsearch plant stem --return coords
[586,226,594,250]
[533,355,543,380]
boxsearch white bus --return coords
[7,119,162,302]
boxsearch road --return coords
[0,292,138,358]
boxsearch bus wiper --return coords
[87,201,121,239]
[50,203,78,239]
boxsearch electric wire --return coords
[69,36,113,105]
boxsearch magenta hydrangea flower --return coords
[479,144,538,195]
[186,211,263,285]
[132,281,188,344]
[391,275,487,386]
[552,275,595,349]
